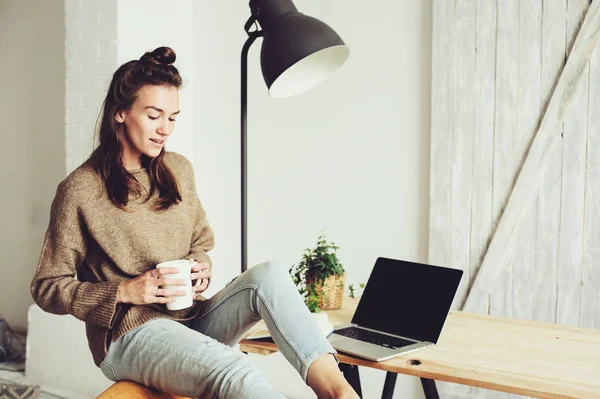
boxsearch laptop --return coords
[328,257,463,362]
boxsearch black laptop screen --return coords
[351,257,463,344]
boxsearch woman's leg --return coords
[189,260,359,398]
[100,318,285,399]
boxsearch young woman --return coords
[30,46,359,399]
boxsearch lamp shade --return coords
[259,12,350,98]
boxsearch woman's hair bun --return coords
[140,47,176,65]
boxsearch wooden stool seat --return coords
[95,381,193,399]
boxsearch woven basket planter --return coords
[306,272,346,310]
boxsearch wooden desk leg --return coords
[381,372,397,399]
[420,378,440,399]
[339,363,363,398]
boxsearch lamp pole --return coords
[241,11,263,274]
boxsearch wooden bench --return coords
[95,381,193,399]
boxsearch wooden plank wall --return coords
[430,0,599,397]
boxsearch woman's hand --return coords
[190,260,211,300]
[116,267,188,305]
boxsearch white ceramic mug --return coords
[156,259,193,311]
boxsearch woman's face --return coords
[116,85,180,169]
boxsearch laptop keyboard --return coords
[335,327,415,349]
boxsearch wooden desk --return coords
[240,298,600,399]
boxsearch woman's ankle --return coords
[306,354,360,399]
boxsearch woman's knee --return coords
[243,260,290,287]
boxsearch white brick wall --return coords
[65,0,118,174]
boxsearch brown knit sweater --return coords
[30,152,215,366]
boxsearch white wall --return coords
[194,0,431,292]
[193,1,432,397]
[0,0,65,332]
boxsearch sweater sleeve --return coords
[182,159,215,269]
[30,181,122,329]
[187,197,215,268]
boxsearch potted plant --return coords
[289,232,346,312]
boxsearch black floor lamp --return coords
[240,0,350,273]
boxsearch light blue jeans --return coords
[99,260,338,398]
